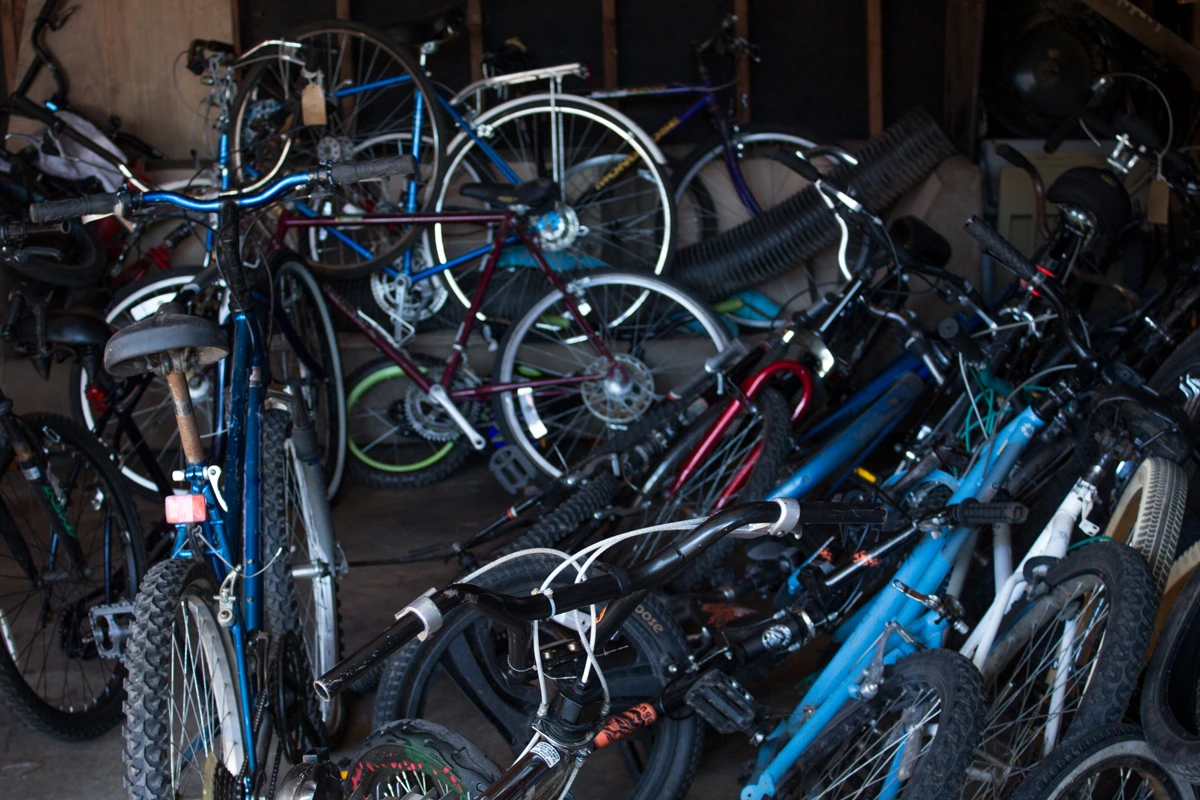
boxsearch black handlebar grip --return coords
[798,501,887,525]
[329,154,417,185]
[995,143,1034,172]
[963,216,1038,283]
[792,157,822,184]
[952,499,1029,525]
[29,193,121,223]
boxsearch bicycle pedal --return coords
[684,669,761,734]
[88,601,136,661]
[489,446,539,494]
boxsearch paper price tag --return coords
[1147,177,1170,226]
[301,82,327,127]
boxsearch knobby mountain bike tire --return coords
[373,556,704,800]
[1009,724,1195,800]
[0,412,146,740]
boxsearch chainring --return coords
[404,367,482,441]
[370,243,448,324]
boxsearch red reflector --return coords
[165,494,207,524]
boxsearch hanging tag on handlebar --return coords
[1147,178,1170,227]
[301,81,327,127]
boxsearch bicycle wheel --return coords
[230,21,446,277]
[70,267,222,497]
[1101,456,1186,597]
[373,557,703,800]
[493,271,731,479]
[270,257,347,499]
[673,125,819,248]
[345,718,502,800]
[432,95,676,319]
[261,409,342,743]
[619,386,790,592]
[961,541,1156,799]
[1010,724,1195,800]
[0,412,146,739]
[1141,566,1200,782]
[344,356,474,489]
[123,559,246,800]
[778,649,983,800]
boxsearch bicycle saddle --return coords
[28,309,111,348]
[1046,167,1131,235]
[889,216,952,268]
[460,178,558,210]
[386,7,463,47]
[104,302,228,377]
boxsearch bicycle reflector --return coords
[165,494,207,524]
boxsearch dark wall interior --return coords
[238,0,949,144]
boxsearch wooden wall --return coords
[5,0,235,161]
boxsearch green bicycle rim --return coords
[347,364,455,473]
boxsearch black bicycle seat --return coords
[386,7,463,47]
[889,216,952,268]
[12,308,110,349]
[1046,166,1131,235]
[104,303,228,377]
[460,178,557,210]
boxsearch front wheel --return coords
[779,649,984,800]
[493,271,731,479]
[345,718,502,800]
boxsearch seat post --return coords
[165,365,205,465]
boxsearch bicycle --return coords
[0,219,147,740]
[30,167,360,795]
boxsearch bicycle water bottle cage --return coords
[103,302,228,378]
[460,177,558,212]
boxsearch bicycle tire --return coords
[1101,456,1186,597]
[261,409,341,744]
[673,125,819,248]
[498,471,622,556]
[1009,724,1195,800]
[123,558,246,800]
[373,556,703,800]
[229,20,447,278]
[270,256,348,499]
[1141,565,1200,782]
[962,540,1156,799]
[344,356,474,489]
[492,270,731,480]
[779,648,983,800]
[0,412,146,740]
[345,718,502,799]
[70,266,218,497]
[431,95,676,318]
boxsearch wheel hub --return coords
[532,203,581,252]
[579,354,655,423]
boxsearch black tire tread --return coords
[499,472,622,556]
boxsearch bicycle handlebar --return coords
[314,499,887,700]
[28,154,418,221]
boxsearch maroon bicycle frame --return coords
[301,210,618,405]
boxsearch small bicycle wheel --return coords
[1010,724,1195,800]
[431,95,676,318]
[673,126,819,248]
[373,557,703,800]
[230,21,446,277]
[70,267,222,497]
[779,649,983,800]
[0,412,146,740]
[344,356,475,489]
[961,541,1156,799]
[261,409,342,743]
[123,559,246,800]
[269,256,347,498]
[345,718,502,800]
[617,386,791,592]
[493,271,730,479]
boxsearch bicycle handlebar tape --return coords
[952,499,1029,526]
[329,154,418,185]
[673,108,956,302]
[963,216,1038,283]
[29,193,122,223]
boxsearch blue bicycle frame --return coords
[743,404,1045,800]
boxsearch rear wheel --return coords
[493,271,730,479]
[345,718,502,800]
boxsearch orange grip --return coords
[595,702,658,748]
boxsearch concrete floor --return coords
[0,356,797,800]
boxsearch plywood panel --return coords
[9,0,233,160]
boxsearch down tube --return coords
[242,314,268,634]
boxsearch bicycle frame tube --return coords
[741,405,1046,800]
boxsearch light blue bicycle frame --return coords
[744,404,1045,800]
